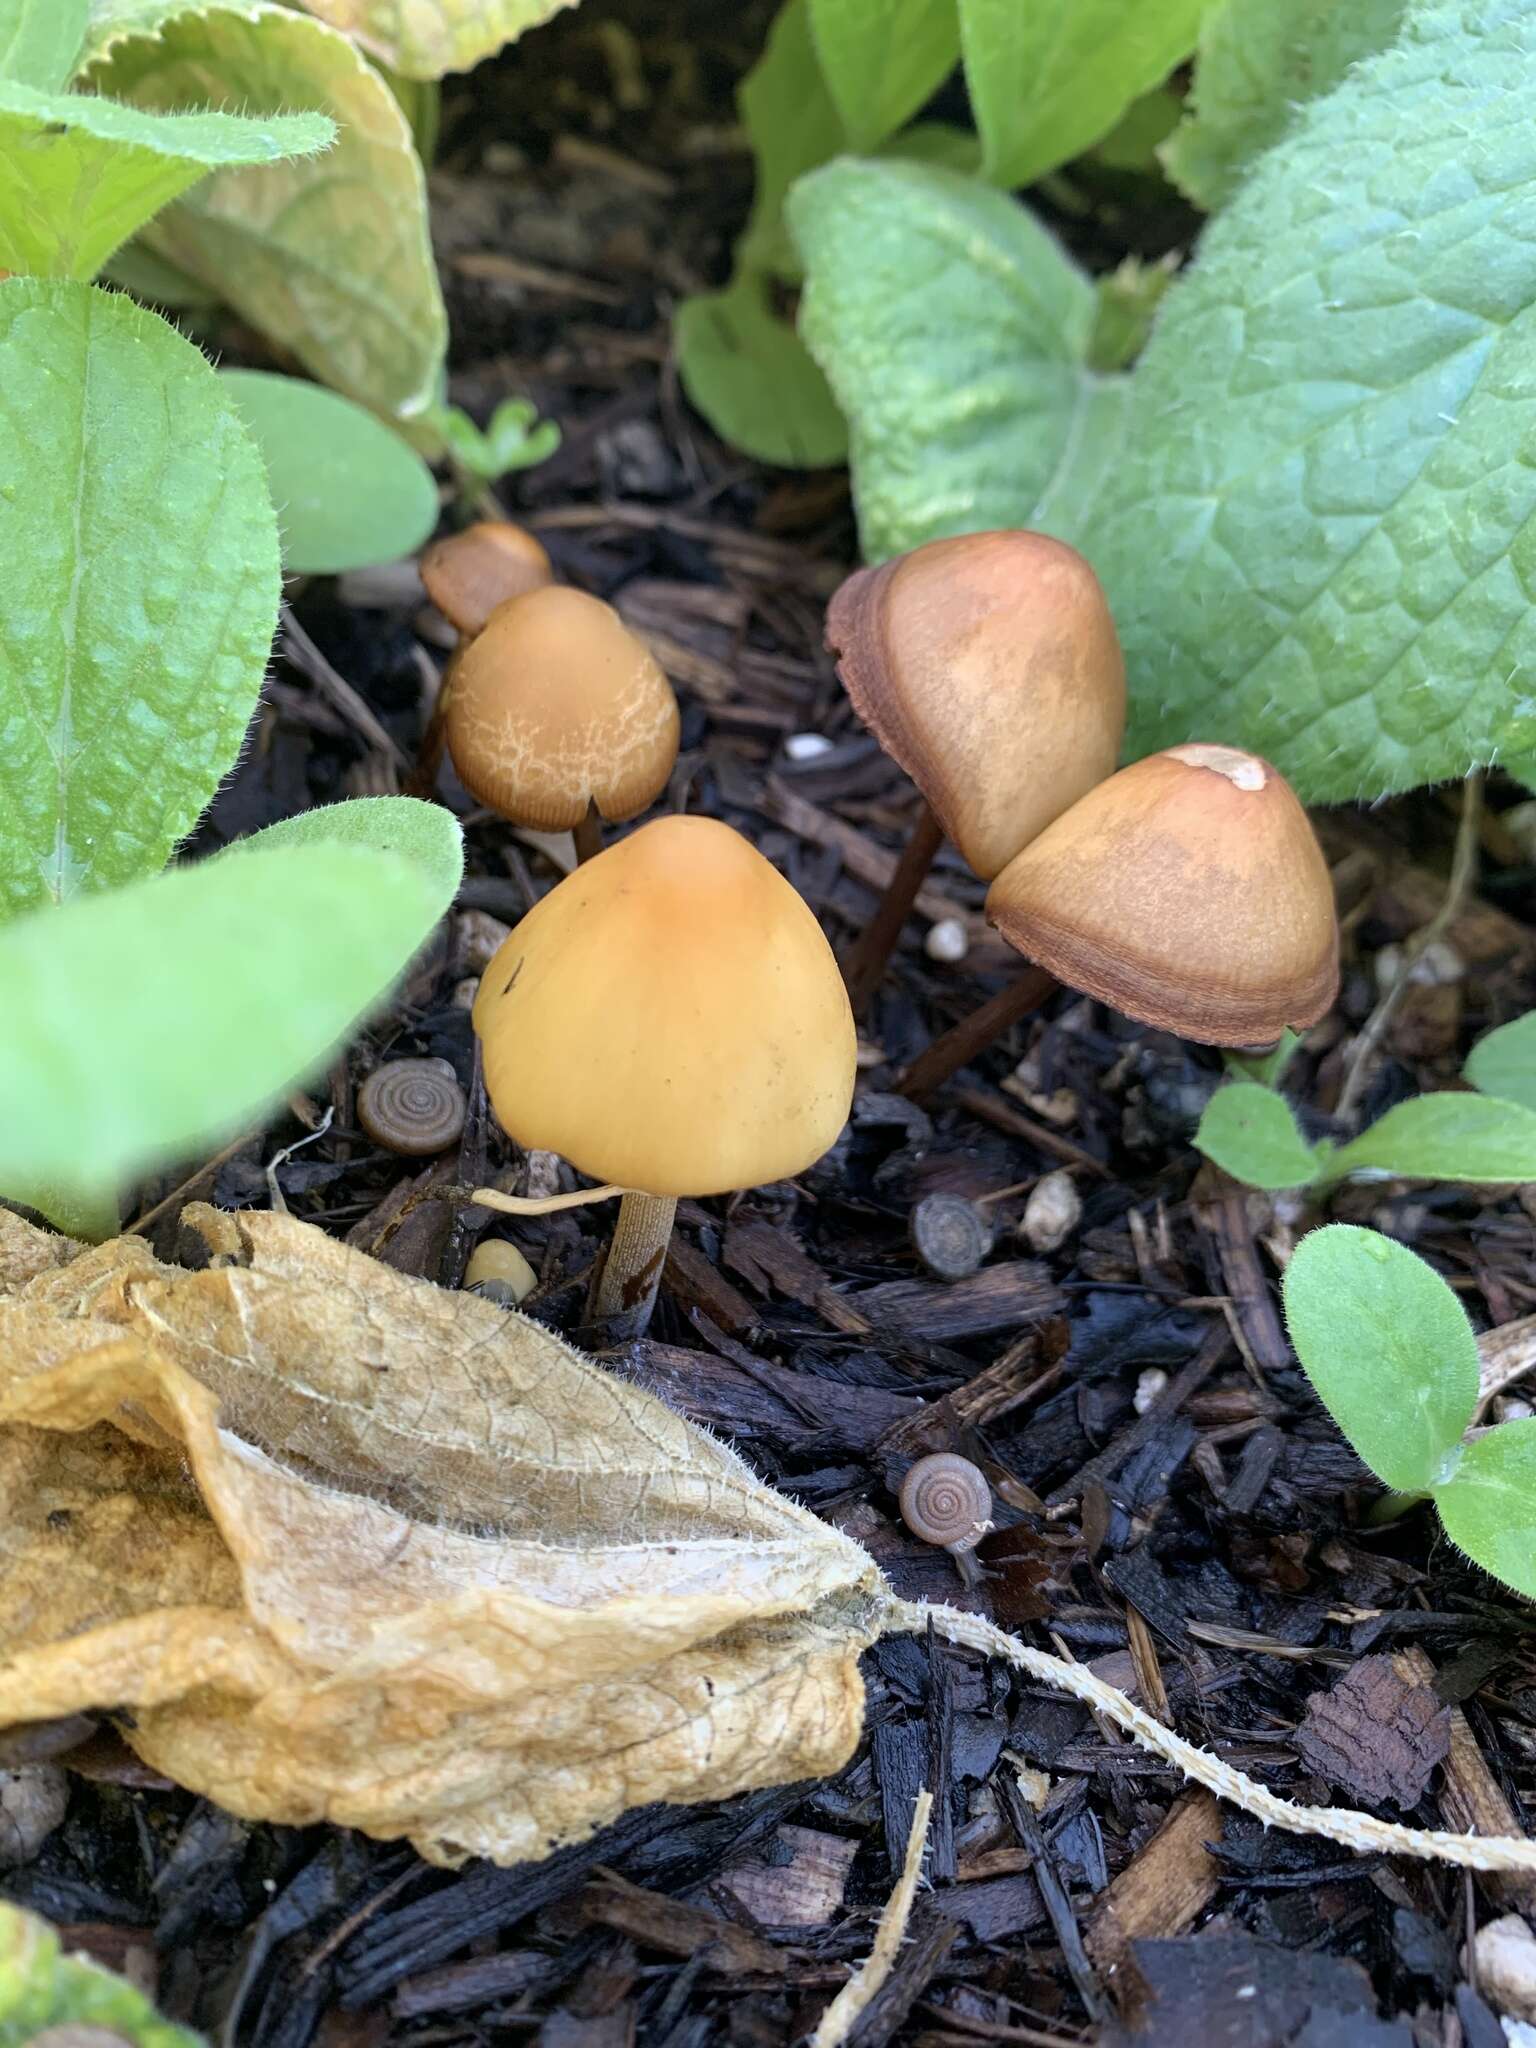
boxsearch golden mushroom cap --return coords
[446,585,680,831]
[985,743,1340,1046]
[825,530,1126,881]
[472,815,856,1196]
[420,520,553,638]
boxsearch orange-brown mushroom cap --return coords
[446,585,681,831]
[825,531,1126,880]
[472,816,856,1196]
[420,521,553,638]
[985,743,1340,1046]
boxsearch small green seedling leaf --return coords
[220,370,438,575]
[1282,1224,1479,1496]
[1326,1093,1536,1186]
[808,0,960,153]
[957,0,1211,190]
[0,82,331,280]
[1464,1012,1536,1114]
[0,0,89,90]
[87,2,447,416]
[1435,1419,1536,1599]
[225,794,465,907]
[0,279,279,920]
[1194,1083,1320,1191]
[0,834,461,1214]
[1162,0,1411,210]
[791,157,1126,561]
[293,0,580,81]
[677,269,849,470]
[0,1900,203,2047]
[427,396,561,485]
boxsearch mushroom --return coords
[448,586,680,864]
[464,1238,538,1306]
[984,743,1339,1044]
[825,530,1126,1014]
[472,814,855,1334]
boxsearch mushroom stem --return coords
[408,649,458,799]
[896,966,1057,1103]
[592,1191,678,1335]
[572,801,605,867]
[841,801,945,1018]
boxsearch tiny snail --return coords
[898,1453,993,1588]
[357,1058,467,1156]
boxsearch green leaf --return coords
[790,157,1126,561]
[0,279,278,920]
[0,1901,203,2048]
[0,837,458,1207]
[1282,1223,1479,1495]
[86,2,447,415]
[1162,0,1411,211]
[1194,1083,1320,1190]
[676,270,848,469]
[0,0,89,89]
[0,80,331,279]
[737,0,846,283]
[293,0,580,81]
[1223,1027,1301,1090]
[1464,1012,1536,1113]
[224,794,465,906]
[807,0,960,153]
[1083,0,1536,803]
[957,0,1211,190]
[220,370,438,574]
[1435,1418,1536,1598]
[1327,1093,1536,1186]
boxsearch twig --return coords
[812,1788,932,2048]
[279,605,410,770]
[1335,770,1483,1121]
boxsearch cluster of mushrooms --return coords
[419,521,1340,1341]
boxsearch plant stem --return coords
[896,966,1058,1102]
[592,1191,677,1336]
[841,801,945,1018]
[407,645,459,799]
[572,802,605,866]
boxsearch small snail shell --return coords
[357,1058,467,1156]
[898,1453,992,1552]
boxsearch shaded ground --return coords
[6,6,1536,2044]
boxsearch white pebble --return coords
[0,1766,68,1867]
[1373,938,1465,992]
[453,909,513,975]
[924,917,969,964]
[1476,1914,1536,2024]
[1494,1395,1536,1424]
[1133,1368,1169,1416]
[784,732,834,761]
[1021,1170,1081,1253]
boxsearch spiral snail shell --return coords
[357,1058,467,1156]
[898,1453,992,1552]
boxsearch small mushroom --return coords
[826,531,1125,1013]
[985,743,1340,1045]
[464,1238,538,1306]
[447,586,680,863]
[420,520,554,639]
[357,1057,467,1155]
[472,815,856,1335]
[898,1453,993,1588]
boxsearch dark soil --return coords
[7,6,1536,2044]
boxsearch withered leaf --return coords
[0,1206,880,1866]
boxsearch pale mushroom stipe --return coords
[473,815,856,1334]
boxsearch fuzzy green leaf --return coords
[958,0,1210,189]
[1282,1224,1479,1495]
[1328,1093,1536,1185]
[791,157,1125,562]
[0,80,331,279]
[676,270,848,469]
[1086,0,1536,802]
[1194,1083,1320,1190]
[1162,0,1411,211]
[0,1902,202,2048]
[1435,1418,1536,1597]
[735,0,847,282]
[226,794,464,904]
[0,279,278,920]
[86,2,446,415]
[0,835,460,1207]
[1464,1012,1536,1114]
[808,0,959,153]
[293,0,579,80]
[0,0,89,89]
[221,370,438,573]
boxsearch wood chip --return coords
[1293,1655,1450,1808]
[717,1825,859,1929]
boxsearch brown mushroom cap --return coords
[985,743,1340,1045]
[472,815,855,1196]
[446,586,681,832]
[826,531,1126,880]
[420,521,553,638]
